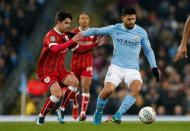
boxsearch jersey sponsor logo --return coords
[50,36,55,42]
[134,34,140,40]
[44,76,50,83]
[117,38,140,47]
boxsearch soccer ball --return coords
[139,106,156,124]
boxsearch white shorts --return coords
[104,64,143,87]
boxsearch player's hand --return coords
[174,45,188,62]
[97,36,110,46]
[65,32,77,38]
[152,68,159,82]
[72,32,83,42]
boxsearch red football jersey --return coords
[71,27,98,78]
[71,27,98,53]
[37,28,69,79]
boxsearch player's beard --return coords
[125,23,134,29]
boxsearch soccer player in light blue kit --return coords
[80,6,160,124]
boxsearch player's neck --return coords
[54,26,63,34]
[79,26,89,31]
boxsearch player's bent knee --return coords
[64,75,79,87]
[71,79,79,87]
[105,88,114,96]
[50,82,63,98]
[130,87,141,98]
[54,91,63,99]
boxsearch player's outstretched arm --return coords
[174,16,190,62]
[142,33,159,81]
[50,33,83,53]
[82,25,114,37]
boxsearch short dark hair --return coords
[77,12,90,24]
[55,10,72,24]
[79,12,90,18]
[122,6,136,16]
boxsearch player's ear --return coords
[121,16,124,21]
[56,20,61,25]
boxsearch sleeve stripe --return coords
[49,43,58,48]
[70,44,79,51]
[77,41,93,45]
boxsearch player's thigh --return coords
[49,82,63,98]
[62,73,79,87]
[123,69,142,89]
[40,74,62,97]
[104,64,122,87]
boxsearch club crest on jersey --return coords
[134,34,140,40]
[50,36,55,42]
[44,76,50,83]
[64,35,69,41]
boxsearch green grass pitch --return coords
[0,121,190,131]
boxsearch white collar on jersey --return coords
[122,23,136,30]
[54,27,63,35]
[79,26,83,32]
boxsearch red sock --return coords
[40,95,59,116]
[80,93,90,114]
[60,86,77,110]
[73,91,79,106]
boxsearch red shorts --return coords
[71,52,93,79]
[72,66,93,80]
[39,69,72,89]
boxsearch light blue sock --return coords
[95,96,108,113]
[116,94,136,115]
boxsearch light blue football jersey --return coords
[82,23,157,70]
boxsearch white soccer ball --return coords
[139,106,156,124]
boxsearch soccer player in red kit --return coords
[70,12,103,121]
[36,10,83,125]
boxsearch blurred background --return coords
[0,0,190,117]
